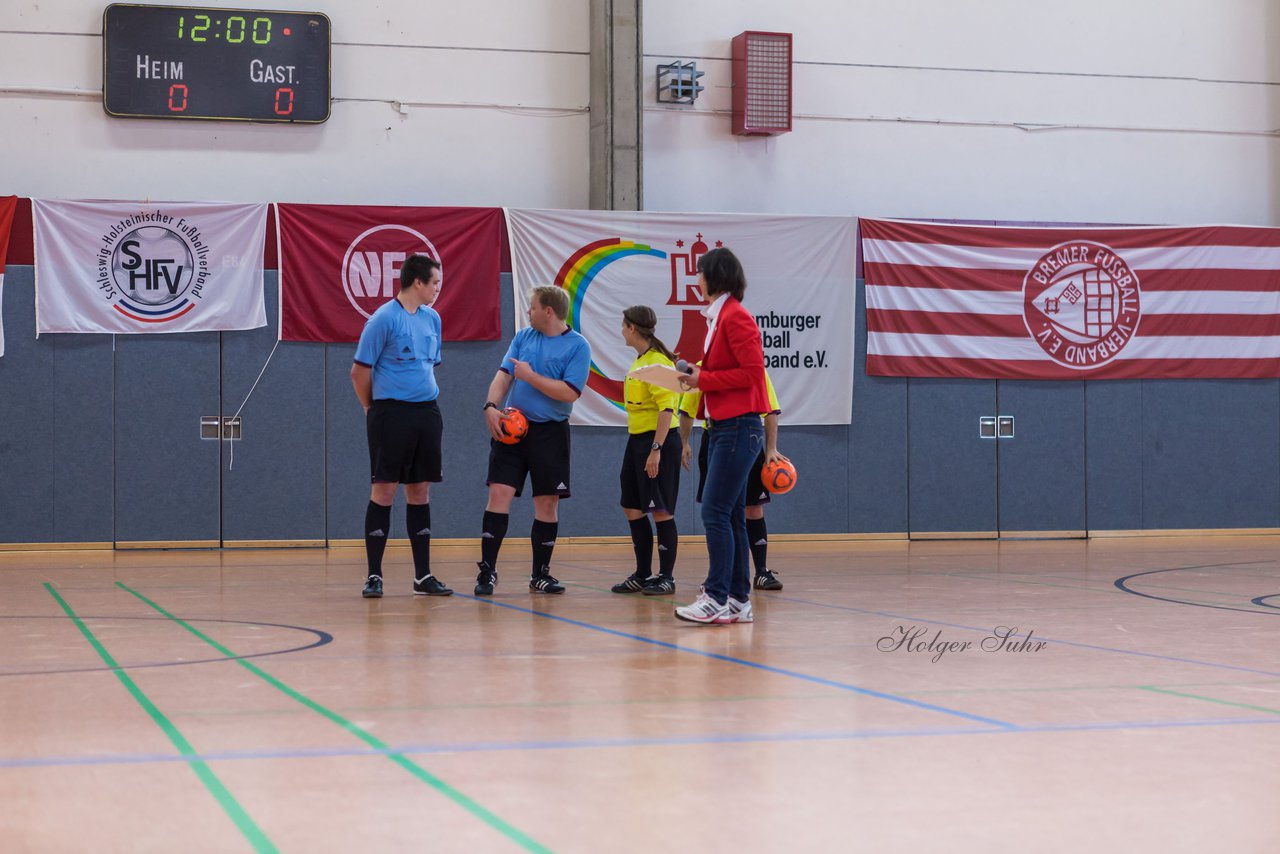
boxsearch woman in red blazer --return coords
[675,248,769,625]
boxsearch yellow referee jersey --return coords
[625,349,680,434]
[679,368,781,426]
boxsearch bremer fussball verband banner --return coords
[33,199,267,334]
[276,203,504,342]
[0,196,17,356]
[862,217,1280,379]
[506,208,857,426]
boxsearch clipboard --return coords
[626,363,691,392]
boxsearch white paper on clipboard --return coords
[626,363,690,392]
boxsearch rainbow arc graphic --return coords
[554,238,667,408]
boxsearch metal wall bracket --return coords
[200,416,243,440]
[980,415,1015,439]
[656,60,705,104]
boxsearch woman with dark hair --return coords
[674,247,771,624]
[611,305,683,595]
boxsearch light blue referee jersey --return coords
[500,326,592,422]
[354,299,442,402]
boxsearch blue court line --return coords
[456,594,1017,730]
[5,715,1278,772]
[766,594,1280,679]
[563,561,1280,678]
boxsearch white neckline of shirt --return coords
[702,293,730,352]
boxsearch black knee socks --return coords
[655,519,678,578]
[481,510,509,569]
[746,515,768,574]
[531,519,558,576]
[629,517,654,576]
[407,503,432,578]
[365,501,392,579]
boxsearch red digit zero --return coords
[168,83,188,112]
[274,87,294,116]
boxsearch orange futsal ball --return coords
[497,407,528,444]
[761,458,797,494]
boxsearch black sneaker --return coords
[474,562,497,596]
[643,576,675,596]
[361,576,383,598]
[611,572,651,593]
[413,574,453,596]
[529,571,565,594]
[753,568,783,591]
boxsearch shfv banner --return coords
[34,200,267,334]
[506,209,857,426]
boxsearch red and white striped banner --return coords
[861,218,1280,379]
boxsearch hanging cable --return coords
[225,338,280,470]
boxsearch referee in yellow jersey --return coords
[611,306,683,595]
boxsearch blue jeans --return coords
[700,414,764,605]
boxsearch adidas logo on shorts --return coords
[557,482,567,490]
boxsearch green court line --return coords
[116,582,551,854]
[1137,685,1280,716]
[44,583,277,854]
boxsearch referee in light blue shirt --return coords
[350,254,452,600]
[474,285,592,596]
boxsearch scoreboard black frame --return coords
[103,3,331,123]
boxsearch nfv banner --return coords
[506,209,857,426]
[33,200,267,334]
[276,204,504,342]
[0,196,17,356]
[862,218,1280,379]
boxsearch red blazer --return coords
[698,296,769,420]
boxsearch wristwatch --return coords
[650,441,662,451]
[483,401,498,411]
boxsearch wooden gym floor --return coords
[3,536,1280,853]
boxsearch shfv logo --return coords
[111,226,194,305]
[341,224,441,318]
[97,214,210,324]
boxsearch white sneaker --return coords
[717,597,753,624]
[675,592,729,624]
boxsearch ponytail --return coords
[622,305,677,362]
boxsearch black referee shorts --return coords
[367,398,443,484]
[695,426,770,506]
[619,430,682,514]
[487,419,572,498]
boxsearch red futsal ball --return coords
[761,458,797,494]
[497,407,528,444]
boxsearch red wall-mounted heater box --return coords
[731,31,793,136]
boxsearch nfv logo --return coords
[341,224,441,318]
